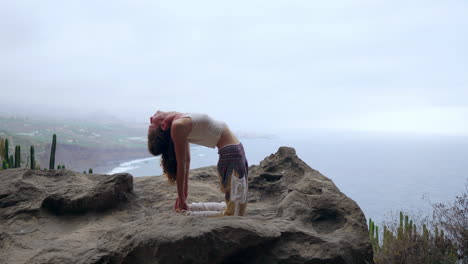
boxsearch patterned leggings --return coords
[218,143,248,216]
[186,143,248,217]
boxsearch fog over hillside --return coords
[1,0,467,135]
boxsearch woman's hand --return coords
[174,197,188,212]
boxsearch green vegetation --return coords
[30,145,35,170]
[1,115,147,172]
[0,139,4,160]
[0,116,145,149]
[371,212,457,264]
[5,138,9,166]
[370,185,467,264]
[15,145,20,168]
[0,137,31,169]
[49,134,56,169]
[2,131,100,174]
[0,133,61,171]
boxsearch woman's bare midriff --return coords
[216,125,240,149]
[174,112,239,149]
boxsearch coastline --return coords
[35,144,150,174]
[105,156,159,175]
[104,135,468,227]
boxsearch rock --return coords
[0,169,133,218]
[0,147,373,264]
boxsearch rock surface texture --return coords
[0,147,373,264]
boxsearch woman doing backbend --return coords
[147,111,248,216]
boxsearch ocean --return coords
[107,131,468,225]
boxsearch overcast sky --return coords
[1,0,467,135]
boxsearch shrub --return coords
[432,182,468,262]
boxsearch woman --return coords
[147,110,248,216]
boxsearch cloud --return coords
[325,106,468,136]
[0,0,467,135]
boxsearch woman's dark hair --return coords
[147,127,177,183]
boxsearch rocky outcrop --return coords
[0,147,373,264]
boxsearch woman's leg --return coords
[189,202,226,211]
[217,143,249,216]
[224,191,235,216]
[224,171,248,216]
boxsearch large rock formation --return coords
[0,147,373,264]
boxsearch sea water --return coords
[106,131,468,224]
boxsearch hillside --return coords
[0,115,149,173]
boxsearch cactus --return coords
[88,168,93,174]
[375,225,379,246]
[0,138,4,161]
[30,146,35,170]
[4,139,9,165]
[14,146,17,168]
[62,165,65,169]
[49,134,56,170]
[14,145,20,168]
[2,160,7,170]
[396,212,404,240]
[368,218,380,252]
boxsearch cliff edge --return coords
[0,147,373,264]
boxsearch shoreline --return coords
[105,156,159,175]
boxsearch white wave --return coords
[127,137,145,141]
[107,156,159,174]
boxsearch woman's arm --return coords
[184,142,190,200]
[171,120,190,211]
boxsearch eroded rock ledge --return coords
[0,147,373,264]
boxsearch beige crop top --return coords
[181,113,227,148]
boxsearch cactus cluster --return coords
[2,134,92,175]
[0,137,42,170]
[369,212,433,252]
[370,212,457,263]
[0,134,66,171]
[0,138,22,169]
